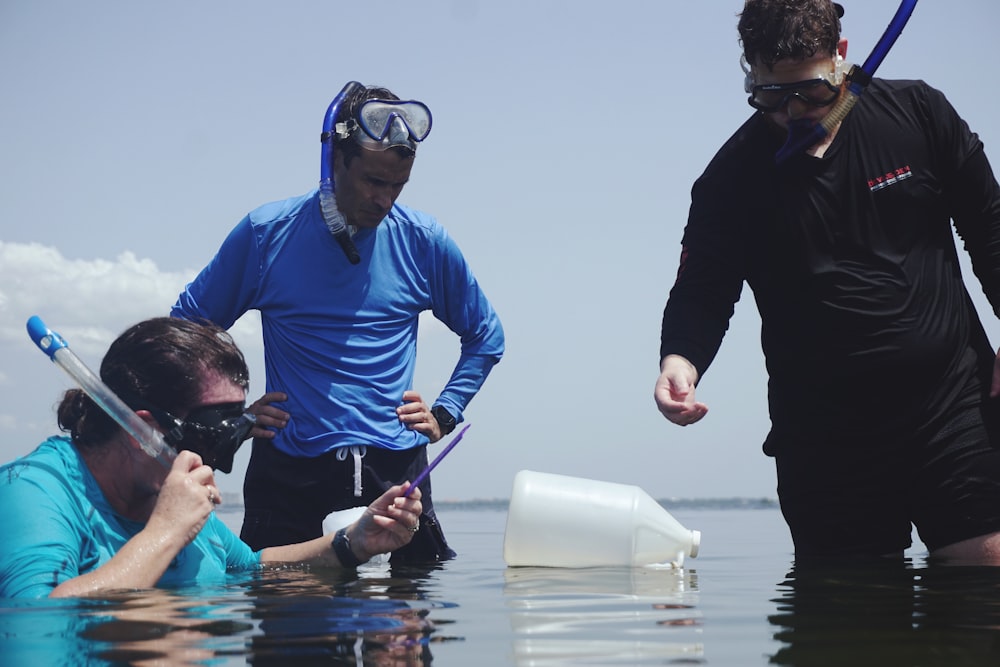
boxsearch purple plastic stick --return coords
[405,424,471,497]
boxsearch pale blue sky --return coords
[2,0,999,501]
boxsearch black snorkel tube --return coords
[774,0,918,165]
[320,81,363,264]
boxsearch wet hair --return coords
[334,84,414,166]
[738,0,842,70]
[57,317,249,449]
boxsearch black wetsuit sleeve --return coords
[659,116,775,379]
[935,86,1000,315]
[659,168,749,378]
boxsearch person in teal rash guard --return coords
[171,82,505,562]
[0,318,422,598]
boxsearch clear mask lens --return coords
[339,99,433,152]
[358,100,432,142]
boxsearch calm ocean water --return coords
[3,500,1000,666]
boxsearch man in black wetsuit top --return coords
[655,0,1000,563]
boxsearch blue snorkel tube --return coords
[26,316,176,468]
[320,81,364,265]
[775,0,918,164]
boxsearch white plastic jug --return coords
[502,470,701,568]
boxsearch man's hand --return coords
[247,391,289,440]
[654,355,709,426]
[396,390,443,442]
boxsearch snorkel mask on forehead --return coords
[319,81,433,265]
[335,99,433,152]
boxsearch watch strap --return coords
[431,405,457,435]
[332,527,367,567]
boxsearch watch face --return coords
[433,406,456,433]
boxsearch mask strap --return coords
[741,55,754,93]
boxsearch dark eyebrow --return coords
[368,174,409,187]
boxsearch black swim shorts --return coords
[773,400,1000,559]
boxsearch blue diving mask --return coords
[335,99,433,152]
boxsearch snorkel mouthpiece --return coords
[320,81,363,265]
[318,183,360,265]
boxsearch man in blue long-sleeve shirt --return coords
[172,82,504,562]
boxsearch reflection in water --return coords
[503,565,704,665]
[80,589,255,666]
[768,559,1000,666]
[242,563,454,665]
[0,563,457,666]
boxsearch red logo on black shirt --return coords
[868,165,912,192]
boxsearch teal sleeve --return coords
[212,515,262,571]
[0,461,93,598]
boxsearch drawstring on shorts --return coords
[335,445,367,497]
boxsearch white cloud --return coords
[0,242,264,472]
[0,241,195,356]
[0,240,264,355]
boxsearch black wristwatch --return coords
[431,405,457,435]
[332,527,367,568]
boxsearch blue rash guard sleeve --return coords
[427,226,505,421]
[172,211,263,330]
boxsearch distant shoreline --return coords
[215,495,780,513]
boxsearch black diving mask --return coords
[144,401,255,473]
